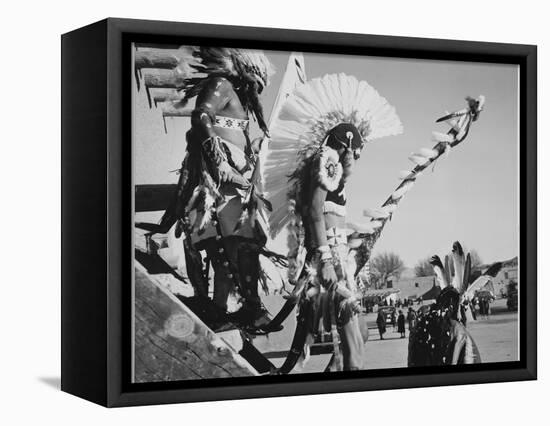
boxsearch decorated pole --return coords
[255,52,307,187]
[247,52,307,231]
[351,96,486,275]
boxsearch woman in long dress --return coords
[376,310,387,340]
[397,310,406,338]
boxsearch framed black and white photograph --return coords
[61,18,537,407]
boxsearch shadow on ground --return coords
[38,377,61,389]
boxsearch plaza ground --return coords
[256,297,518,372]
[363,298,518,369]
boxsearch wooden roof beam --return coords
[160,102,193,133]
[143,69,187,89]
[161,101,193,117]
[135,50,180,70]
[149,88,185,107]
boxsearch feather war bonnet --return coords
[263,73,403,238]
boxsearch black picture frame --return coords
[61,17,537,407]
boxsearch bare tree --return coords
[414,257,434,277]
[370,252,405,289]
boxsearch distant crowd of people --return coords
[363,296,422,314]
[374,293,496,341]
[375,307,417,340]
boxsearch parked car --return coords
[378,306,396,325]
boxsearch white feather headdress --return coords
[263,73,403,238]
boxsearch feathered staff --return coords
[350,96,486,276]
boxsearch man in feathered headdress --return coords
[264,74,403,371]
[297,122,370,370]
[408,242,501,366]
[144,47,277,331]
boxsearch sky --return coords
[133,48,519,268]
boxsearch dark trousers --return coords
[201,236,261,312]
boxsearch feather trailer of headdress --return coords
[463,261,503,300]
[430,255,449,289]
[263,73,403,239]
[185,170,222,234]
[451,241,466,291]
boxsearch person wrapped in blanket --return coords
[296,123,367,370]
[141,47,280,333]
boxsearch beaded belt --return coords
[214,115,249,131]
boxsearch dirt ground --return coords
[363,297,518,369]
[256,297,518,372]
